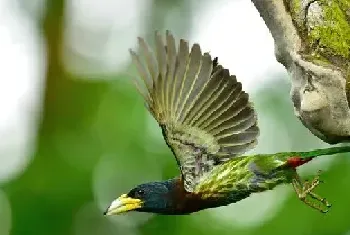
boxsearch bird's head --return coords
[104,181,175,215]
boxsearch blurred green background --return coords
[1,0,350,235]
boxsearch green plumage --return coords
[104,31,350,216]
[195,146,350,197]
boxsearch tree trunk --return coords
[251,0,350,144]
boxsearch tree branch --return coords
[251,0,350,144]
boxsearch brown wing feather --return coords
[129,30,259,192]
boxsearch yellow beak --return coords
[104,194,142,216]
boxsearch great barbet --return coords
[104,31,350,216]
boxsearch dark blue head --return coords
[104,180,176,215]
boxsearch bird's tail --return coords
[280,146,350,168]
[254,146,350,169]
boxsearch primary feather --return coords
[130,31,260,193]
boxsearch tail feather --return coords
[249,146,350,171]
[268,146,350,169]
[276,146,350,160]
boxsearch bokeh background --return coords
[1,0,350,234]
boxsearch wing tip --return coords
[166,29,173,38]
[137,36,146,46]
[154,30,163,41]
[128,48,135,55]
[191,43,202,53]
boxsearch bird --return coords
[104,30,350,216]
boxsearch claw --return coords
[321,209,329,213]
[325,200,332,208]
[292,171,331,213]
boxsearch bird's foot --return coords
[292,170,332,213]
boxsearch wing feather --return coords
[203,94,250,131]
[173,39,190,117]
[129,50,153,96]
[155,32,167,116]
[129,31,260,192]
[137,37,157,83]
[175,44,202,121]
[197,74,242,130]
[186,67,226,127]
[213,112,257,137]
[165,31,177,117]
[179,53,212,123]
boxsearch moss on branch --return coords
[285,0,350,99]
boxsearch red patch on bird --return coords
[286,156,313,168]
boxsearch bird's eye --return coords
[137,189,145,196]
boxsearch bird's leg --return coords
[292,170,332,213]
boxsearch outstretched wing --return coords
[129,31,259,192]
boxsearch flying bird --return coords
[104,31,350,216]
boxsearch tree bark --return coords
[251,0,350,144]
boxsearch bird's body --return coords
[104,31,350,216]
[137,154,296,215]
